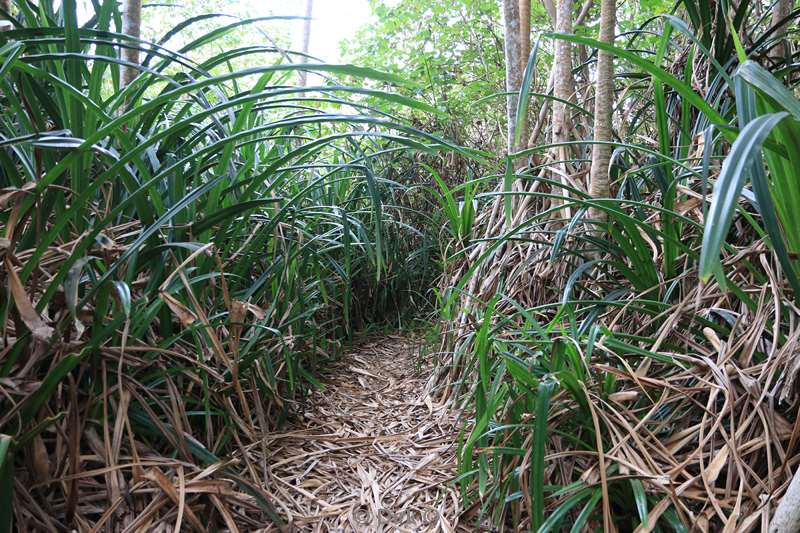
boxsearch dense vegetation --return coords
[2,0,800,531]
[0,1,457,529]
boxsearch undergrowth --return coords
[4,0,800,530]
[0,1,458,529]
[432,1,800,530]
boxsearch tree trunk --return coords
[551,0,573,147]
[769,0,793,65]
[517,0,531,151]
[298,0,314,87]
[121,0,142,87]
[502,0,523,155]
[550,0,573,218]
[542,0,557,22]
[587,0,616,225]
[770,467,800,533]
[518,0,531,85]
[526,0,594,148]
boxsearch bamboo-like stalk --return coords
[121,0,142,87]
[517,0,531,151]
[298,0,314,87]
[502,0,523,155]
[587,0,616,226]
[550,0,574,219]
[769,0,793,64]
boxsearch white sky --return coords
[287,0,374,62]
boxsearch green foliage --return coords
[0,0,452,527]
[343,0,507,145]
[140,0,294,71]
[701,60,800,297]
[436,1,800,530]
[4,0,800,529]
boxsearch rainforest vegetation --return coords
[1,0,800,531]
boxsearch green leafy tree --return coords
[343,0,513,148]
[140,0,293,72]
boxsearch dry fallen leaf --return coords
[609,390,639,403]
[703,327,723,353]
[160,292,197,326]
[675,196,702,215]
[0,182,35,208]
[5,256,53,341]
[424,394,434,414]
[703,446,729,485]
[31,434,50,483]
[243,301,266,320]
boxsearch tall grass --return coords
[437,2,800,530]
[0,1,455,529]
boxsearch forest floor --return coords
[262,334,467,532]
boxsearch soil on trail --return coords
[263,334,464,532]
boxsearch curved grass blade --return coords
[699,112,788,284]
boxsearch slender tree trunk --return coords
[121,0,142,87]
[517,0,531,151]
[769,0,793,64]
[550,0,573,218]
[518,0,531,84]
[551,0,573,147]
[503,0,523,155]
[526,0,594,148]
[298,0,314,87]
[587,0,616,225]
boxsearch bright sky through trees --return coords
[290,0,372,61]
[76,0,373,62]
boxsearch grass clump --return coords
[432,2,800,530]
[0,1,453,529]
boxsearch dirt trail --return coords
[262,334,464,532]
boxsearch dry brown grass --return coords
[432,159,800,528]
[261,334,466,532]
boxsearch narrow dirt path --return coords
[262,334,464,532]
